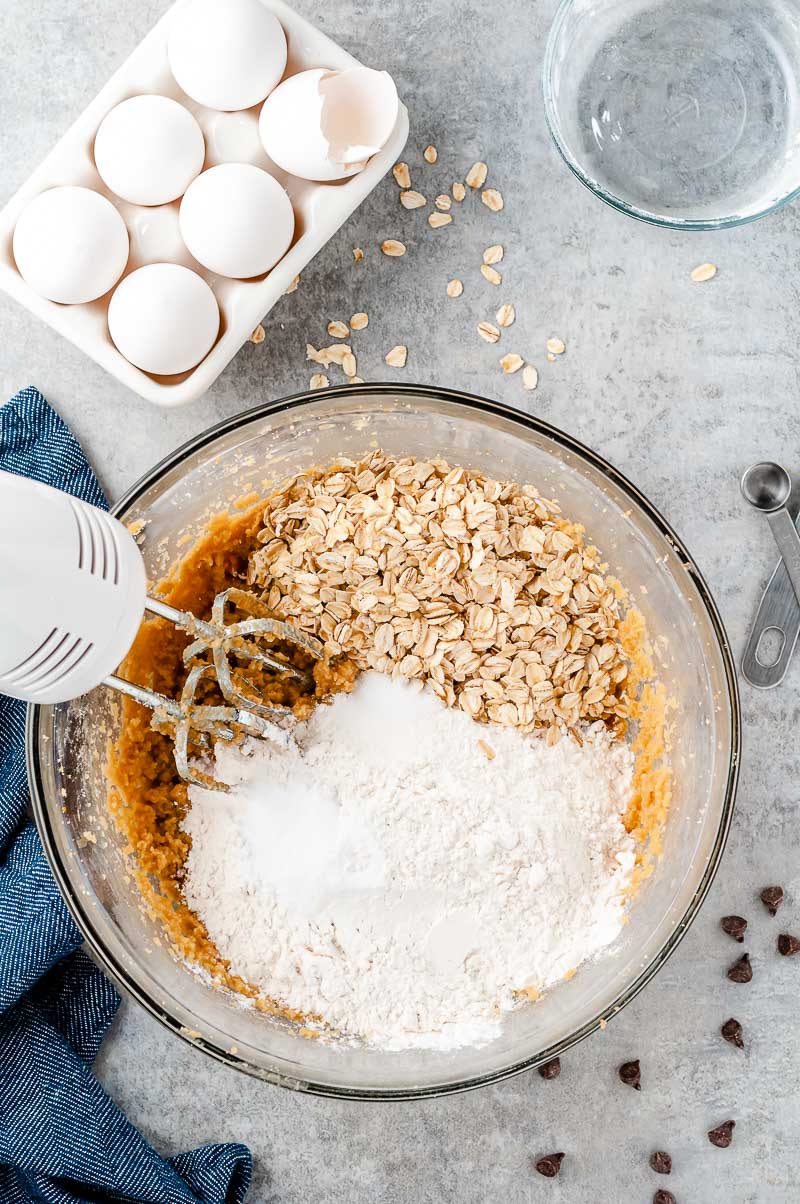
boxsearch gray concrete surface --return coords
[2,0,800,1200]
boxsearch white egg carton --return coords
[0,0,408,407]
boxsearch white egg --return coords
[179,163,294,278]
[259,67,399,182]
[94,95,205,206]
[13,186,129,304]
[168,0,287,112]
[108,263,219,375]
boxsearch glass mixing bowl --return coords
[28,385,740,1099]
[543,0,800,229]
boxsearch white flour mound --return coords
[182,672,636,1050]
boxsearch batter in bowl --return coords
[107,450,670,1048]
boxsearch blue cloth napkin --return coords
[0,387,252,1203]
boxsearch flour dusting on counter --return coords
[182,672,635,1050]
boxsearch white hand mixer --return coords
[0,470,322,790]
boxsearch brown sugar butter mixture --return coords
[107,451,671,1021]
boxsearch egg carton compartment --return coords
[0,0,408,406]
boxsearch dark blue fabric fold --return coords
[0,387,252,1204]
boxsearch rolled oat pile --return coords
[248,451,631,742]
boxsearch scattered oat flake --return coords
[249,324,265,344]
[500,353,523,374]
[546,352,556,363]
[481,264,502,285]
[285,274,300,293]
[599,1017,608,1030]
[482,188,504,212]
[385,344,408,367]
[81,830,97,845]
[342,352,357,377]
[392,162,411,188]
[324,344,352,366]
[428,212,452,228]
[691,262,717,282]
[381,239,406,256]
[350,312,369,330]
[423,145,438,164]
[477,738,496,761]
[452,182,466,202]
[466,161,488,189]
[327,320,349,338]
[435,194,452,211]
[352,247,364,262]
[400,189,426,209]
[478,321,500,343]
[496,303,515,327]
[447,279,464,298]
[307,343,352,367]
[546,337,566,355]
[523,364,539,391]
[310,373,329,389]
[347,375,364,384]
[483,244,504,265]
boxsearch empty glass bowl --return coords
[543,0,800,228]
[28,385,739,1098]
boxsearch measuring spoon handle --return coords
[767,508,800,597]
[743,507,800,688]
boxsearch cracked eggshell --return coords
[108,263,220,375]
[258,66,399,182]
[168,0,287,112]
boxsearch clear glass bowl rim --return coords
[27,382,741,1100]
[541,0,800,231]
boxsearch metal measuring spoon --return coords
[741,462,800,687]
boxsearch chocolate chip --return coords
[649,1150,672,1175]
[537,1057,561,1079]
[708,1119,735,1148]
[726,952,752,983]
[778,933,800,956]
[535,1152,564,1178]
[761,885,784,916]
[721,1017,744,1049]
[653,1192,677,1204]
[720,915,747,942]
[618,1059,641,1090]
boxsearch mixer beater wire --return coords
[105,587,323,792]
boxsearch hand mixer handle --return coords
[0,470,147,703]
